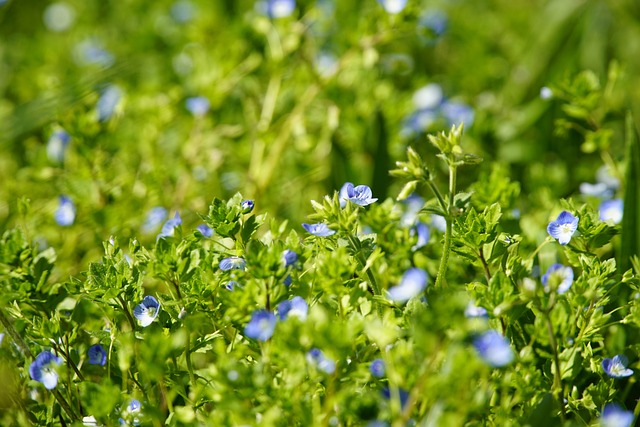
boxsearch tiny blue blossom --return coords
[142,207,167,233]
[262,0,296,18]
[244,310,277,341]
[377,0,407,14]
[580,182,612,198]
[74,39,114,67]
[185,96,210,117]
[225,280,239,291]
[241,199,255,213]
[387,268,428,303]
[417,9,448,39]
[547,211,579,245]
[442,100,475,127]
[219,256,246,271]
[599,199,623,224]
[55,196,76,226]
[157,212,182,239]
[381,387,410,409]
[87,344,107,366]
[412,84,444,111]
[133,296,160,327]
[370,359,385,377]
[600,403,634,427]
[602,355,634,378]
[120,399,142,426]
[29,351,63,389]
[282,249,298,267]
[171,0,195,23]
[306,348,336,374]
[465,302,489,319]
[97,85,123,122]
[196,224,213,237]
[411,222,430,251]
[302,223,336,237]
[283,274,292,286]
[473,330,514,367]
[47,129,71,163]
[277,296,308,320]
[339,182,378,207]
[541,264,574,294]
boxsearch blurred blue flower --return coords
[306,348,336,374]
[302,223,336,237]
[599,199,623,224]
[133,296,160,327]
[547,211,578,245]
[315,52,339,78]
[400,194,424,227]
[244,310,277,341]
[580,182,613,198]
[43,2,76,32]
[97,85,122,122]
[282,249,298,267]
[473,330,514,367]
[241,199,255,213]
[417,9,448,38]
[259,0,296,18]
[185,96,210,117]
[370,358,385,377]
[387,268,428,303]
[283,274,292,286]
[55,195,76,226]
[157,212,182,239]
[47,129,71,163]
[142,207,167,234]
[171,0,195,23]
[413,84,444,111]
[602,355,634,378]
[465,302,488,319]
[411,222,430,251]
[120,399,142,426]
[339,182,378,207]
[196,224,213,237]
[377,0,407,14]
[29,351,62,389]
[600,403,634,427]
[225,280,239,291]
[597,165,620,191]
[541,264,574,294]
[277,296,308,320]
[74,39,114,67]
[381,387,410,409]
[442,100,475,127]
[87,344,107,366]
[540,86,553,100]
[219,256,246,271]
[430,214,446,232]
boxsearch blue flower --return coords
[431,214,446,232]
[339,182,378,207]
[465,302,489,319]
[473,330,514,367]
[400,194,424,227]
[302,223,336,237]
[241,199,254,214]
[377,0,407,14]
[133,296,160,327]
[219,256,246,271]
[370,359,385,377]
[171,0,195,23]
[120,399,142,426]
[142,207,167,234]
[541,264,574,294]
[225,280,239,291]
[412,84,444,111]
[283,274,292,286]
[47,129,71,163]
[306,348,336,374]
[157,212,182,239]
[599,199,623,224]
[282,249,298,267]
[381,387,410,409]
[97,85,122,122]
[87,344,107,366]
[277,296,308,320]
[244,310,277,341]
[185,96,210,117]
[602,355,634,378]
[600,403,634,427]
[263,0,295,18]
[547,211,579,245]
[580,182,613,198]
[29,351,62,389]
[196,224,213,237]
[417,9,448,38]
[387,268,428,303]
[411,222,430,251]
[74,39,114,67]
[442,100,475,127]
[55,196,76,226]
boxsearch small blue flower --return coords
[171,0,195,23]
[602,355,634,378]
[417,9,448,38]
[196,224,213,237]
[47,129,71,163]
[133,296,160,327]
[142,207,167,234]
[29,351,62,389]
[339,182,378,207]
[600,403,634,427]
[87,344,107,366]
[473,330,514,367]
[240,199,254,214]
[547,211,579,245]
[225,280,239,291]
[283,274,292,286]
[377,0,407,14]
[541,264,574,294]
[74,39,114,67]
[387,268,428,303]
[370,359,385,377]
[263,0,295,18]
[306,348,336,374]
[244,310,277,341]
[442,100,475,127]
[465,302,489,319]
[55,196,76,226]
[381,387,409,409]
[580,182,613,198]
[411,222,430,251]
[302,223,336,237]
[97,85,123,122]
[599,199,623,225]
[282,249,298,267]
[185,96,209,117]
[219,256,246,271]
[157,212,182,239]
[120,399,142,426]
[277,296,308,320]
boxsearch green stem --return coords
[347,235,380,296]
[51,388,81,421]
[544,305,566,421]
[0,308,33,358]
[434,164,457,288]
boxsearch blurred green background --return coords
[1,0,639,276]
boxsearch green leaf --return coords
[620,112,640,272]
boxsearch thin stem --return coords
[544,306,566,421]
[118,296,137,331]
[185,331,196,393]
[478,247,492,283]
[0,308,33,358]
[434,164,457,288]
[347,235,380,296]
[51,388,80,421]
[426,180,447,213]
